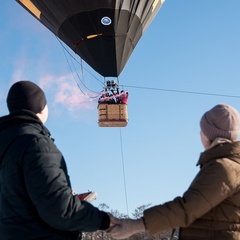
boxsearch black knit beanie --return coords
[7,81,47,113]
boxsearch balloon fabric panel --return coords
[16,0,164,77]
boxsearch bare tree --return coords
[82,203,177,240]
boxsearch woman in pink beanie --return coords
[108,104,240,240]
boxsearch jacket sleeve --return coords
[21,136,110,232]
[143,159,238,235]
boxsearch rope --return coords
[119,128,129,215]
[55,36,104,92]
[123,84,240,98]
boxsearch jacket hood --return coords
[0,110,50,164]
[197,138,240,166]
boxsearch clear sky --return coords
[1,1,240,216]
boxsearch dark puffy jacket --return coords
[0,110,109,240]
[144,138,240,240]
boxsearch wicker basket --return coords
[98,103,128,127]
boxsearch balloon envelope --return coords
[16,0,165,77]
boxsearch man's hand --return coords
[107,215,146,239]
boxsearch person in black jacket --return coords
[0,81,111,240]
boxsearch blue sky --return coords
[1,1,240,215]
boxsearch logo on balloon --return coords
[101,17,112,26]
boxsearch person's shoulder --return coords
[214,157,240,183]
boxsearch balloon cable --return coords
[123,84,240,99]
[56,36,103,94]
[119,128,129,215]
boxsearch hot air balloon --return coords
[16,0,165,127]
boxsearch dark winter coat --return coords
[0,110,109,240]
[144,138,240,240]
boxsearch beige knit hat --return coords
[200,104,240,141]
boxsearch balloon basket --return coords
[98,103,128,127]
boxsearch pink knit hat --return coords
[200,104,240,141]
